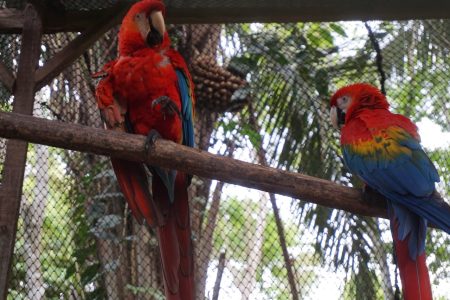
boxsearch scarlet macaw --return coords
[330,83,450,300]
[94,1,195,299]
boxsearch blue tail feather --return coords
[385,191,450,260]
[148,165,177,203]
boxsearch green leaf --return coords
[329,23,347,37]
[65,263,77,279]
[81,263,101,286]
[318,27,333,44]
[241,124,262,149]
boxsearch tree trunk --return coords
[22,99,50,300]
[248,104,300,300]
[131,220,163,300]
[229,195,269,299]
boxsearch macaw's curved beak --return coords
[330,106,346,130]
[146,11,165,47]
[146,26,162,46]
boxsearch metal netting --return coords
[1,18,449,300]
[0,34,18,182]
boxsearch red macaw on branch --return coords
[93,1,195,299]
[330,83,450,300]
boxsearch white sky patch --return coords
[417,118,450,150]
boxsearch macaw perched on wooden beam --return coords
[330,83,450,300]
[94,1,195,299]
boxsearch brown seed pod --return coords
[191,55,249,112]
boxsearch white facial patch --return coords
[337,96,351,112]
[134,12,150,40]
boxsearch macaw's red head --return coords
[118,0,168,56]
[329,83,389,129]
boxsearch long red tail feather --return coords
[391,219,432,300]
[111,158,166,226]
[153,173,195,300]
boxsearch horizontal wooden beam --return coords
[0,7,125,34]
[0,111,388,220]
[1,0,450,33]
[166,0,450,23]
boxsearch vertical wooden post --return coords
[0,3,42,299]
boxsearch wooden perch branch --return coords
[0,111,389,219]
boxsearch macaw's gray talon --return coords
[362,184,382,202]
[151,96,182,120]
[145,129,161,153]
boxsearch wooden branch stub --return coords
[0,8,23,34]
[212,251,226,300]
[0,111,388,220]
[0,61,15,94]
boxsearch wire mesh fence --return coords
[0,8,449,300]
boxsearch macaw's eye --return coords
[341,96,349,103]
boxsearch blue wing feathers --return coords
[343,127,450,259]
[149,70,194,203]
[411,150,440,183]
[175,69,195,148]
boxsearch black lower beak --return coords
[337,108,346,126]
[146,25,162,47]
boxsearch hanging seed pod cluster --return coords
[191,55,249,113]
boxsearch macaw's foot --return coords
[362,184,383,203]
[151,96,181,120]
[144,129,161,153]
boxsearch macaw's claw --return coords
[145,129,161,153]
[361,184,383,203]
[151,96,182,120]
